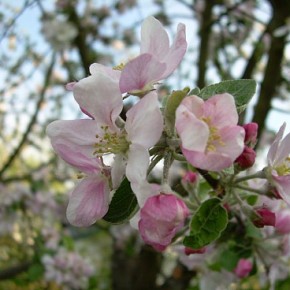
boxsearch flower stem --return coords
[234,170,266,184]
[234,184,266,195]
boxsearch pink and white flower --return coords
[267,123,290,205]
[119,16,187,95]
[138,193,189,251]
[47,66,163,226]
[175,93,245,171]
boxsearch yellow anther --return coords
[113,63,125,71]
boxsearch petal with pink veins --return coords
[73,72,123,128]
[66,174,110,227]
[119,54,166,94]
[203,93,238,128]
[140,16,170,58]
[160,23,187,79]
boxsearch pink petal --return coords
[119,53,166,94]
[51,142,102,174]
[89,63,121,82]
[267,123,286,166]
[176,101,209,152]
[47,119,99,157]
[272,173,290,206]
[216,126,245,159]
[178,95,204,119]
[160,23,187,79]
[204,93,238,128]
[273,131,290,166]
[125,92,163,148]
[182,147,233,171]
[73,72,122,128]
[140,16,170,58]
[66,175,110,227]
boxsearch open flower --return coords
[175,93,245,171]
[119,16,187,95]
[267,123,290,205]
[47,67,163,226]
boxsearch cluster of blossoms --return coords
[47,16,290,285]
[42,247,95,290]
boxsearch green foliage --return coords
[198,79,257,106]
[103,178,138,224]
[183,198,228,249]
[164,87,190,135]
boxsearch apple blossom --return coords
[267,123,290,205]
[138,193,190,251]
[47,66,163,225]
[119,16,187,94]
[175,93,245,171]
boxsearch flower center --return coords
[201,117,225,152]
[275,157,290,176]
[93,126,130,156]
[113,63,125,71]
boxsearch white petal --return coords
[125,92,163,148]
[73,72,122,128]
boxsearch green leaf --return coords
[199,79,257,106]
[183,198,228,249]
[103,178,138,224]
[164,88,190,135]
[27,264,44,282]
[189,87,200,95]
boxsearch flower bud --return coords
[184,247,206,255]
[252,207,276,228]
[138,194,190,252]
[243,122,258,146]
[182,171,198,184]
[235,146,256,169]
[234,258,252,278]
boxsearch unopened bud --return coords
[234,258,252,278]
[252,207,276,228]
[235,146,256,169]
[184,247,206,255]
[243,122,258,146]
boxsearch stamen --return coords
[93,127,130,156]
[113,63,125,71]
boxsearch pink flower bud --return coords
[275,210,290,234]
[184,247,206,255]
[253,207,276,228]
[243,122,258,146]
[235,146,256,169]
[138,194,190,252]
[182,171,198,184]
[234,258,252,278]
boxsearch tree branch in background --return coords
[196,0,216,88]
[252,0,290,143]
[0,53,56,180]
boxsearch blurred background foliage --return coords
[0,0,290,289]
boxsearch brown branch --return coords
[0,262,32,280]
[196,0,216,88]
[252,0,290,143]
[0,53,56,180]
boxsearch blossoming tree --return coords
[1,1,290,290]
